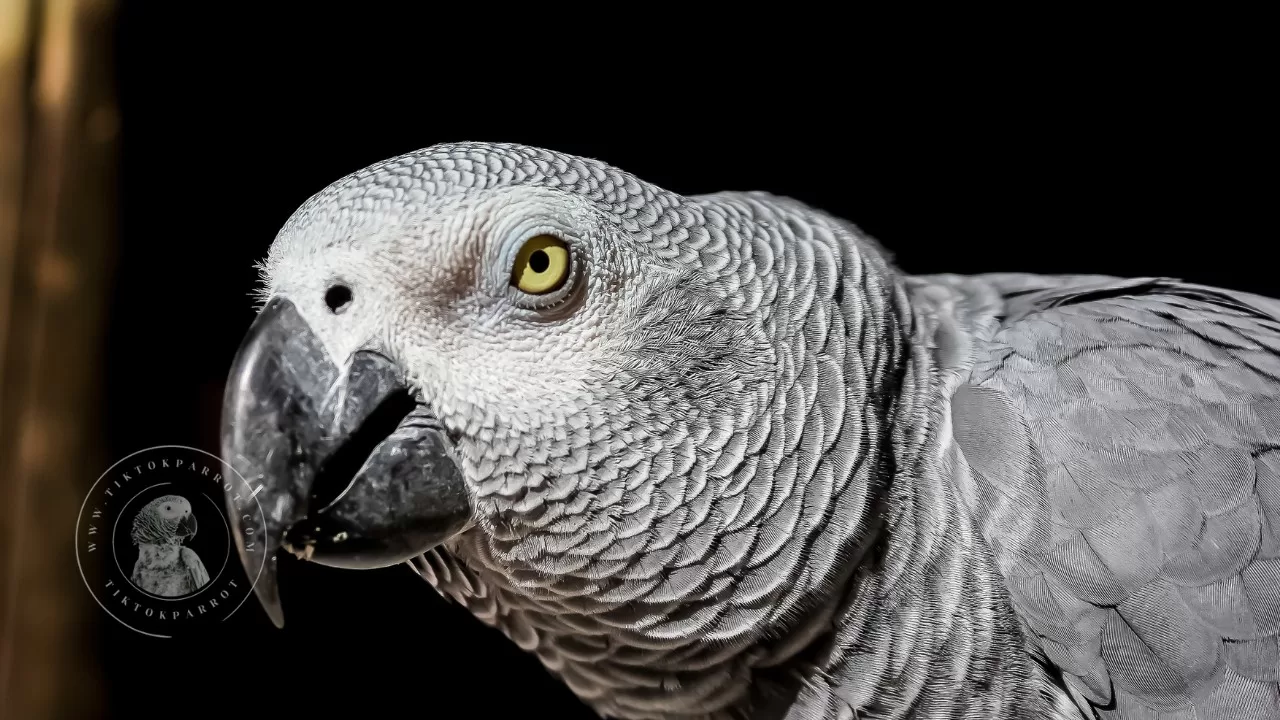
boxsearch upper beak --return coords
[220,297,471,628]
[178,513,197,538]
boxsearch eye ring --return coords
[510,235,571,295]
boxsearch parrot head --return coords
[222,142,808,630]
[132,494,197,547]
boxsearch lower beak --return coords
[220,297,471,628]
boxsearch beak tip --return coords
[253,559,287,629]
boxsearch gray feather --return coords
[952,277,1280,719]
[180,546,210,590]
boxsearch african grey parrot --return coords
[130,494,208,597]
[219,142,1280,720]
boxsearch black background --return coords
[96,7,1266,720]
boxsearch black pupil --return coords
[326,285,353,312]
[529,250,549,273]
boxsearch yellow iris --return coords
[511,234,570,295]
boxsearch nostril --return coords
[325,285,353,314]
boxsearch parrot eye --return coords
[164,505,171,511]
[325,284,353,314]
[510,235,570,296]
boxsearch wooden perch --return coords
[0,0,118,717]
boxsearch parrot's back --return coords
[946,273,1280,719]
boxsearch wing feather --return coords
[954,276,1280,719]
[180,546,210,591]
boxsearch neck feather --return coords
[421,207,1058,719]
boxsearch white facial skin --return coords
[155,496,192,522]
[133,494,196,545]
[267,186,641,426]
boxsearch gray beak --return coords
[178,513,197,539]
[221,297,471,628]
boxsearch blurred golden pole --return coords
[0,0,31,412]
[0,2,33,704]
[0,0,117,717]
